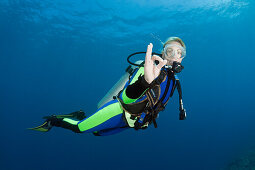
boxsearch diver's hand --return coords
[144,43,167,84]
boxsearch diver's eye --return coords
[167,49,173,53]
[166,48,173,56]
[177,49,182,55]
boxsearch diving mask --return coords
[163,44,186,59]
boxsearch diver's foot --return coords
[71,110,86,120]
[43,110,86,120]
[28,119,53,132]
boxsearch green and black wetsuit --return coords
[49,66,177,136]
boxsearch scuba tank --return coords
[97,60,144,109]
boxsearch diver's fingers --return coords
[157,59,167,70]
[151,55,163,62]
[145,43,153,64]
[151,55,167,69]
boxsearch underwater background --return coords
[0,0,255,170]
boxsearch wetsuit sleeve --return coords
[125,75,150,98]
[121,67,150,104]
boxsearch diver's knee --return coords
[72,126,82,133]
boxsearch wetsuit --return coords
[52,66,176,136]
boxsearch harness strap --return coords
[155,69,173,108]
[146,90,157,128]
[150,69,173,127]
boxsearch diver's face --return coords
[162,41,184,66]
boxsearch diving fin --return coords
[42,110,86,120]
[28,110,86,132]
[27,120,52,132]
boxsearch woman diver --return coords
[29,37,187,136]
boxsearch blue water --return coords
[1,0,255,169]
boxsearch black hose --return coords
[127,52,162,66]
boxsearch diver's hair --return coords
[163,37,186,50]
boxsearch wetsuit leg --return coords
[93,127,129,136]
[52,99,129,134]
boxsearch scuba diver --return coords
[29,37,187,136]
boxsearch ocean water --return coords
[0,0,255,170]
